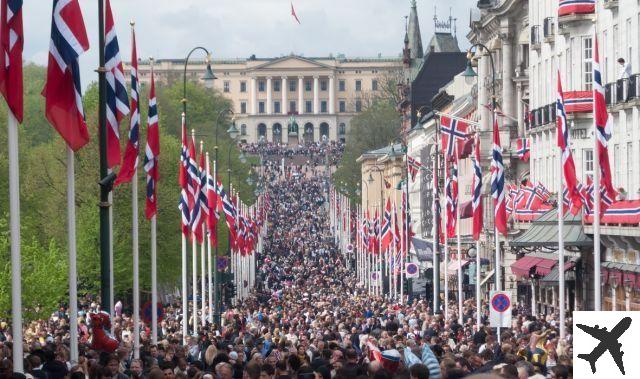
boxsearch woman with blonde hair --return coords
[204,344,218,369]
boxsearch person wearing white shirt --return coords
[618,58,632,79]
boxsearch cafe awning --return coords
[511,256,551,277]
[511,251,579,278]
[510,210,592,248]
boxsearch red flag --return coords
[472,135,483,240]
[291,2,301,24]
[144,66,159,220]
[0,0,23,122]
[43,0,90,151]
[491,119,508,236]
[380,199,392,252]
[206,160,219,247]
[557,72,582,213]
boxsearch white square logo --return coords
[573,311,640,377]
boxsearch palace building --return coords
[131,55,403,144]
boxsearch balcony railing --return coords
[543,17,555,41]
[531,26,541,49]
[605,74,640,106]
[603,0,619,10]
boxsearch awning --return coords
[510,210,592,248]
[601,261,640,289]
[539,259,578,285]
[511,256,548,277]
[535,258,557,276]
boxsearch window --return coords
[355,100,362,112]
[305,80,312,91]
[258,80,265,92]
[240,102,247,114]
[274,101,281,114]
[626,18,632,69]
[240,81,247,93]
[240,124,247,136]
[321,101,327,113]
[372,79,378,91]
[289,101,296,113]
[258,101,265,114]
[289,80,296,92]
[338,123,346,135]
[305,101,313,113]
[223,81,230,93]
[274,80,281,92]
[583,149,593,179]
[339,100,346,113]
[355,80,362,91]
[339,80,346,91]
[320,80,327,91]
[583,37,593,90]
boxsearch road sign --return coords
[406,262,419,278]
[489,291,512,328]
[141,301,164,325]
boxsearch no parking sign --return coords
[489,291,512,328]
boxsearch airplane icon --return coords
[576,316,632,375]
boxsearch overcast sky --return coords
[24,0,476,87]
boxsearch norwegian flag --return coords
[562,181,587,215]
[217,181,238,244]
[0,0,23,122]
[440,116,469,158]
[179,189,190,236]
[187,134,198,208]
[372,209,380,254]
[516,138,530,162]
[558,0,595,16]
[191,144,208,243]
[290,1,301,24]
[534,181,551,202]
[143,65,159,220]
[516,181,545,211]
[179,113,189,189]
[104,0,129,168]
[380,199,392,252]
[433,155,444,244]
[393,201,401,253]
[505,184,517,215]
[407,156,422,182]
[583,176,614,217]
[114,25,139,187]
[472,135,483,240]
[593,36,617,202]
[491,119,507,235]
[360,213,368,251]
[557,72,583,213]
[445,159,458,238]
[206,160,219,247]
[43,0,90,151]
[563,90,593,113]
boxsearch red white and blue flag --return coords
[191,143,207,243]
[445,158,458,238]
[114,25,139,187]
[143,65,159,220]
[472,135,483,240]
[43,0,90,151]
[104,0,129,168]
[440,116,469,158]
[593,36,617,203]
[407,156,422,182]
[491,119,507,235]
[380,198,392,252]
[0,0,23,122]
[535,181,551,202]
[563,90,593,113]
[557,71,583,213]
[206,160,219,247]
[218,181,238,244]
[516,138,530,162]
[558,0,595,17]
[178,113,190,236]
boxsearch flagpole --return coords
[476,239,481,328]
[108,173,114,331]
[132,169,140,358]
[457,159,463,325]
[201,223,206,325]
[444,169,449,320]
[151,215,158,344]
[592,28,602,312]
[558,148,566,336]
[67,147,79,364]
[8,110,23,373]
[206,153,213,325]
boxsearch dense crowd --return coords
[0,152,574,379]
[239,142,344,166]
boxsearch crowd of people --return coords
[0,150,574,379]
[239,142,344,166]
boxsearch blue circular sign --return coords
[406,263,418,275]
[491,293,510,313]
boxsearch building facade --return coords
[130,55,403,144]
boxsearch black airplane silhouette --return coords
[576,317,632,375]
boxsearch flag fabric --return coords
[290,2,301,24]
[593,36,617,201]
[143,66,159,220]
[535,181,551,202]
[505,184,517,215]
[206,162,219,247]
[558,0,595,16]
[393,201,401,253]
[104,0,129,168]
[472,135,483,240]
[557,72,583,213]
[191,144,207,243]
[440,116,469,158]
[179,113,189,189]
[445,159,458,238]
[187,134,198,208]
[563,90,593,113]
[380,199,392,252]
[218,181,238,244]
[373,209,380,254]
[0,0,23,122]
[43,0,90,151]
[179,189,190,236]
[407,156,423,182]
[491,119,508,235]
[516,138,530,162]
[114,26,139,187]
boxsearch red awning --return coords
[535,258,558,276]
[636,273,640,290]
[511,256,545,277]
[564,260,576,271]
[609,270,624,286]
[623,271,637,288]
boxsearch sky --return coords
[23,0,476,87]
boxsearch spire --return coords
[408,0,424,60]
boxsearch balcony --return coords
[603,0,619,10]
[605,75,640,109]
[558,13,594,30]
[531,26,541,50]
[543,17,555,43]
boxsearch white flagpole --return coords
[192,232,198,333]
[206,154,213,324]
[592,27,602,312]
[432,176,438,315]
[8,111,23,373]
[444,187,449,320]
[132,169,140,359]
[67,147,79,363]
[151,215,158,344]
[558,144,566,336]
[475,239,481,328]
[181,232,188,343]
[201,223,206,325]
[456,156,463,325]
